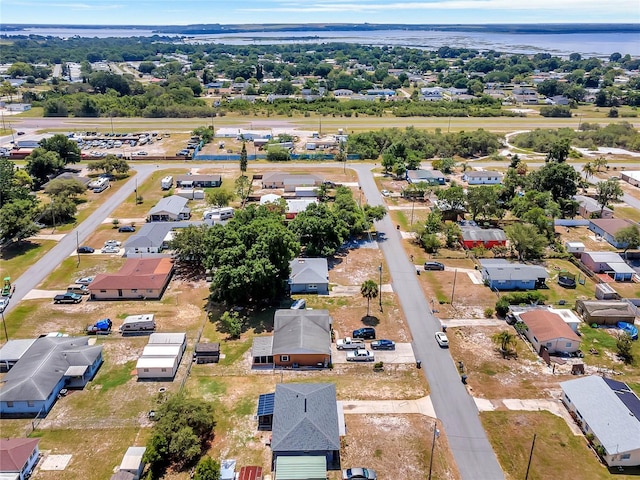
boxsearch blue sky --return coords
[1,0,637,25]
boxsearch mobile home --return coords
[119,314,156,334]
[203,207,234,222]
[92,177,110,193]
[161,176,173,190]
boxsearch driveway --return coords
[331,343,415,364]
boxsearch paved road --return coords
[353,164,505,480]
[3,165,158,316]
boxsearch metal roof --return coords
[271,383,340,453]
[275,455,327,480]
[251,336,274,357]
[480,259,549,281]
[0,339,37,363]
[461,227,507,242]
[119,446,146,471]
[561,376,640,455]
[257,392,275,417]
[148,332,186,346]
[148,195,190,216]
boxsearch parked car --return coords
[118,225,136,233]
[53,293,83,304]
[352,327,376,339]
[17,131,25,135]
[77,246,95,254]
[104,240,121,247]
[371,339,396,350]
[435,331,449,347]
[346,349,375,362]
[343,467,377,480]
[101,246,120,254]
[75,277,95,285]
[424,261,445,271]
[381,190,390,197]
[0,297,9,313]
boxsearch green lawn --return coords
[482,410,637,480]
[39,255,126,289]
[542,259,593,305]
[0,239,57,281]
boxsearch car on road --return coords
[75,277,95,286]
[371,339,396,350]
[135,151,148,156]
[342,467,377,479]
[346,349,375,362]
[17,131,25,135]
[352,327,376,339]
[77,246,95,254]
[435,331,449,348]
[118,225,136,233]
[104,240,121,247]
[0,297,9,312]
[381,189,390,197]
[424,261,445,271]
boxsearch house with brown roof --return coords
[519,310,581,354]
[88,257,173,300]
[589,218,639,248]
[0,438,40,480]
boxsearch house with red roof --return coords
[519,310,581,355]
[0,438,40,479]
[88,257,173,300]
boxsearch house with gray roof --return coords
[575,195,613,219]
[561,375,640,467]
[406,169,445,185]
[123,221,203,256]
[479,259,548,290]
[0,337,103,417]
[261,173,323,192]
[270,383,341,469]
[147,195,190,222]
[289,258,329,295]
[463,170,503,185]
[251,310,332,368]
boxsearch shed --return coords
[220,459,236,480]
[238,466,263,480]
[119,446,146,480]
[194,343,220,364]
[595,283,619,300]
[275,456,327,480]
[565,241,585,255]
[135,356,179,379]
[575,300,637,325]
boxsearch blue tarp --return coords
[618,322,638,340]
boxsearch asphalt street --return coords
[354,164,505,480]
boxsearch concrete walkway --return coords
[28,234,67,241]
[329,284,393,296]
[23,289,66,300]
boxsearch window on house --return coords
[143,369,149,372]
[308,284,317,290]
[162,368,167,372]
[100,290,107,293]
[566,342,572,348]
[6,402,13,408]
[546,342,552,348]
[27,401,34,407]
[622,454,631,460]
[281,355,290,362]
[131,289,138,293]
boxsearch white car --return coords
[75,277,95,285]
[101,246,120,254]
[0,297,9,312]
[104,240,121,247]
[381,190,390,197]
[435,331,449,348]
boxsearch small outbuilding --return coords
[117,446,146,480]
[194,343,220,364]
[575,300,637,325]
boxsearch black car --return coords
[424,261,445,271]
[118,225,136,233]
[77,246,95,254]
[352,327,376,340]
[371,339,396,350]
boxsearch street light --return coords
[378,264,383,311]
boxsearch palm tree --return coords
[581,162,595,181]
[492,331,516,357]
[360,279,379,317]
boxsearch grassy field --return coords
[482,410,639,480]
[1,239,58,281]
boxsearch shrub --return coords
[373,361,384,371]
[484,307,494,318]
[495,298,510,317]
[112,218,120,228]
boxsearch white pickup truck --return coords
[346,349,375,362]
[336,337,366,350]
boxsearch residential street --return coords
[353,164,506,480]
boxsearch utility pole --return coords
[51,198,56,234]
[450,268,457,306]
[427,420,440,480]
[76,230,81,266]
[378,264,383,312]
[524,433,537,480]
[410,195,416,226]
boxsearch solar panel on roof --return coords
[257,393,275,417]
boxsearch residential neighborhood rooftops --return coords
[148,195,190,216]
[460,226,507,242]
[589,218,637,236]
[519,310,581,343]
[561,375,640,456]
[0,338,37,365]
[271,383,340,453]
[0,337,102,402]
[148,332,186,345]
[272,309,332,355]
[0,438,40,472]
[90,257,173,291]
[479,259,549,281]
[289,258,329,286]
[464,170,503,178]
[175,174,221,183]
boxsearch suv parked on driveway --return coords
[352,327,376,339]
[424,261,445,271]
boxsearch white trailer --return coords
[161,176,173,190]
[119,314,156,334]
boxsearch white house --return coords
[463,171,503,185]
[519,310,581,354]
[561,375,640,467]
[136,333,186,380]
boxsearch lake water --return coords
[2,27,638,58]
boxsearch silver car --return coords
[343,467,377,480]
